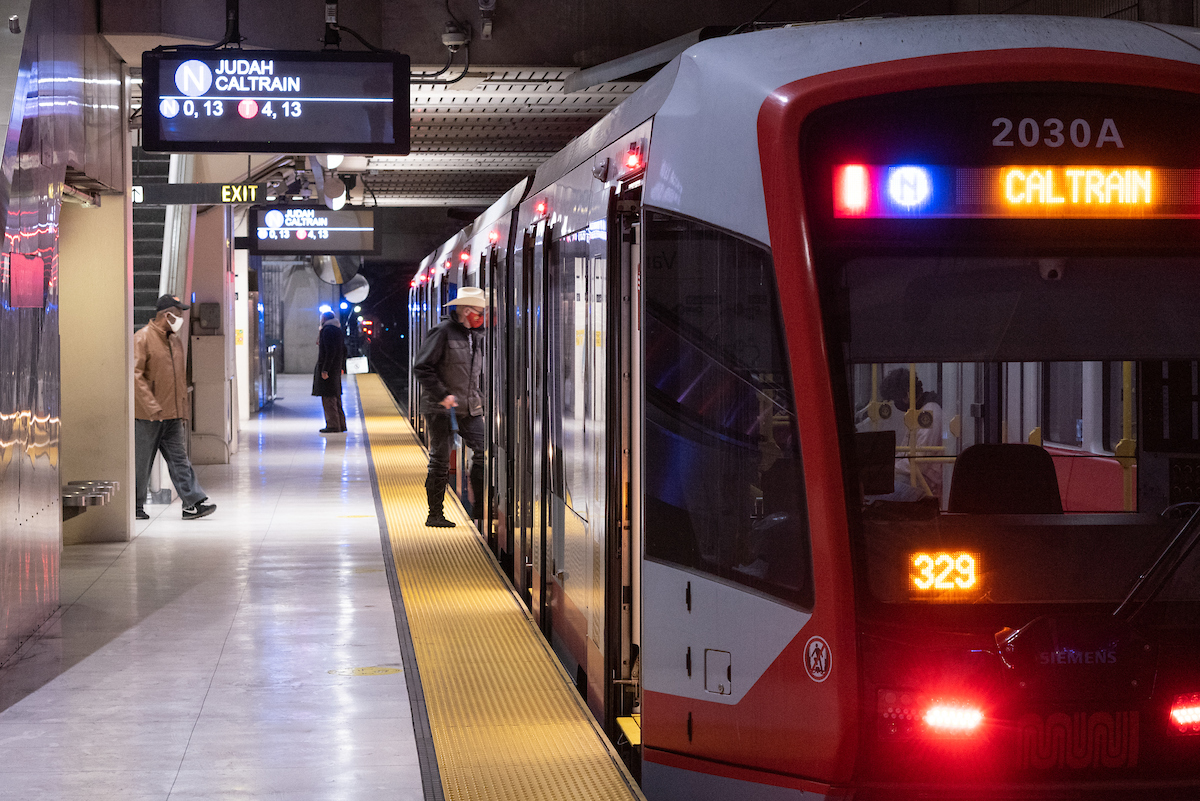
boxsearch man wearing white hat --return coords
[412,287,488,528]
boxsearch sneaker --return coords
[183,502,216,520]
[135,509,150,520]
[425,513,455,528]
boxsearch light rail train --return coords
[408,15,1200,799]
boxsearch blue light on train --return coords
[319,304,332,314]
[886,166,932,210]
[340,301,349,310]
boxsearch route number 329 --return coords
[911,551,979,592]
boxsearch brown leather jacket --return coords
[134,318,189,420]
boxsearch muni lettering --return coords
[1019,712,1139,769]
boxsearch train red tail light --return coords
[1171,692,1200,734]
[879,689,985,739]
[924,702,984,733]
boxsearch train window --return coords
[1044,361,1083,447]
[642,212,813,609]
[819,254,1200,610]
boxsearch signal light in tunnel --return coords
[1171,693,1200,734]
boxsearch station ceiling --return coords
[101,0,951,209]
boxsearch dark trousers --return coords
[321,395,346,430]
[134,418,207,511]
[425,408,485,518]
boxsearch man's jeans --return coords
[425,409,485,517]
[135,418,207,511]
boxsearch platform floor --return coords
[0,373,642,801]
[0,375,420,799]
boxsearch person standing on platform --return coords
[134,294,216,521]
[413,287,487,528]
[313,310,348,434]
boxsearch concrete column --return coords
[190,205,238,464]
[59,194,134,544]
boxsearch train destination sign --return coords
[248,206,379,255]
[806,85,1200,230]
[142,50,409,154]
[831,164,1190,219]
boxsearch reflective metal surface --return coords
[0,0,124,662]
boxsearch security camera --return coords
[1038,259,1065,281]
[442,23,469,50]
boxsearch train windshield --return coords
[822,254,1200,611]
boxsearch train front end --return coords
[759,37,1200,800]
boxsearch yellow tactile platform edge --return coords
[357,375,646,801]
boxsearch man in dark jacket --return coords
[133,294,216,521]
[312,310,347,433]
[412,287,487,528]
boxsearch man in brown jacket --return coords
[134,294,216,520]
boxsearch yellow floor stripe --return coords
[357,375,645,801]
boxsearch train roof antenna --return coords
[837,0,874,20]
[730,0,785,35]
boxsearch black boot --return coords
[425,481,454,528]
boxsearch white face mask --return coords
[166,313,183,333]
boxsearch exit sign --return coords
[133,183,268,205]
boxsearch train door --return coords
[607,182,643,765]
[530,221,552,630]
[545,222,605,707]
[510,228,536,607]
[483,245,499,553]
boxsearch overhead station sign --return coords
[247,206,379,255]
[133,182,267,205]
[141,50,410,154]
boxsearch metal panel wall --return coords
[0,0,124,663]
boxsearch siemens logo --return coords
[1038,649,1117,666]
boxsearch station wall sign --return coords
[141,50,410,155]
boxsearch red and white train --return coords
[409,15,1200,799]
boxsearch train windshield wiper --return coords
[1113,503,1200,622]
